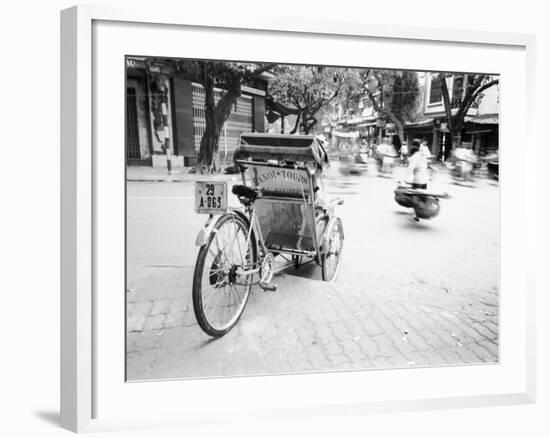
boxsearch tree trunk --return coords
[439,73,457,150]
[290,112,302,134]
[453,116,464,147]
[196,66,241,173]
[197,65,218,173]
[393,120,404,144]
[303,118,317,135]
[364,86,404,143]
[302,112,317,135]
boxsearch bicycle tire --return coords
[192,212,256,337]
[321,217,344,282]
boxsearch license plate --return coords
[195,181,228,215]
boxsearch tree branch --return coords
[290,112,302,134]
[460,79,499,119]
[439,73,454,135]
[364,85,404,140]
[364,87,382,113]
[325,83,341,105]
[292,97,304,111]
[472,75,485,91]
[265,96,302,116]
[251,63,276,76]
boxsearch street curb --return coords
[127,178,192,183]
[127,174,241,183]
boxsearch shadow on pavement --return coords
[196,336,221,349]
[34,411,59,427]
[397,219,441,231]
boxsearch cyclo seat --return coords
[232,184,260,202]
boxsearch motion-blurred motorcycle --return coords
[394,181,449,221]
[375,142,399,177]
[483,152,499,181]
[339,152,368,176]
[376,153,399,177]
[448,147,479,185]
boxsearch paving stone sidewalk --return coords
[126,267,498,381]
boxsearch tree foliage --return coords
[354,69,419,142]
[267,66,349,134]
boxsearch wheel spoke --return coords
[204,284,226,317]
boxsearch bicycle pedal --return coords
[259,282,277,292]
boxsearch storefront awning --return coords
[338,116,377,127]
[405,118,434,129]
[333,130,360,138]
[466,114,499,124]
[355,121,378,127]
[465,129,493,134]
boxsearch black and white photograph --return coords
[125,56,500,381]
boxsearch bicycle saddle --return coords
[232,184,259,200]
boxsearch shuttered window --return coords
[192,83,253,166]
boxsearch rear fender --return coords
[195,214,217,247]
[194,208,251,247]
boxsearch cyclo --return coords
[192,133,344,337]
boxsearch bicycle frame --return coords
[234,197,318,280]
[191,133,345,337]
[232,205,265,278]
[195,158,335,282]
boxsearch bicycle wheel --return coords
[192,213,256,337]
[321,218,344,282]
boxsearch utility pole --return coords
[377,88,384,143]
[161,100,172,174]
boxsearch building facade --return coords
[125,57,267,168]
[321,99,381,153]
[405,72,500,161]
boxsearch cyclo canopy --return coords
[234,133,329,168]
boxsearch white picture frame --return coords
[60,4,536,433]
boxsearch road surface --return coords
[126,162,499,380]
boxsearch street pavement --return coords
[126,162,499,380]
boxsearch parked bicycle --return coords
[192,134,344,337]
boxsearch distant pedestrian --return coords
[420,138,432,159]
[392,133,402,156]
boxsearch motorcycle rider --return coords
[377,137,399,175]
[407,138,430,189]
